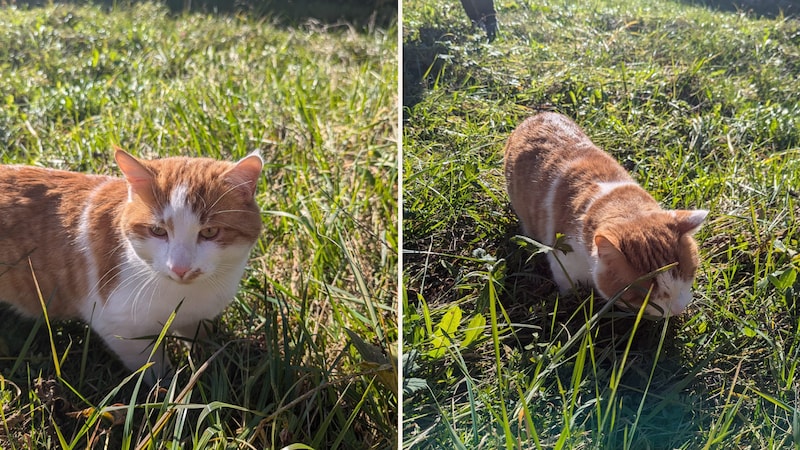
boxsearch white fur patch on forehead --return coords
[656,271,694,315]
[170,183,189,210]
[163,183,201,233]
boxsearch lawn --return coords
[403,0,800,448]
[0,2,397,449]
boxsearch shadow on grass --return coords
[0,304,347,448]
[5,0,398,28]
[403,27,453,114]
[404,216,714,446]
[496,221,716,446]
[403,25,493,114]
[673,0,799,17]
[498,217,694,361]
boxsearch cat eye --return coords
[150,225,168,237]
[199,227,219,239]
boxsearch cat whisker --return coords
[90,261,129,295]
[136,275,161,322]
[109,268,151,316]
[207,208,260,217]
[91,269,147,319]
[87,241,132,298]
[206,178,255,213]
[134,274,160,322]
[206,276,234,298]
[91,256,146,299]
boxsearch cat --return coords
[0,149,263,384]
[504,112,707,316]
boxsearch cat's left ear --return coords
[225,152,263,198]
[115,149,155,201]
[674,209,708,235]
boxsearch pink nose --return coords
[171,266,190,278]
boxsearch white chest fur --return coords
[546,235,593,293]
[86,245,250,333]
[78,244,251,383]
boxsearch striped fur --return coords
[0,150,262,383]
[504,112,707,316]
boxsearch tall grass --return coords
[0,2,397,448]
[403,0,800,447]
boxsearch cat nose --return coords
[171,265,191,278]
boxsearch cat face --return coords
[115,150,263,284]
[592,209,707,316]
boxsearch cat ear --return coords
[594,233,623,260]
[673,209,708,235]
[115,149,153,187]
[115,149,155,201]
[225,152,263,198]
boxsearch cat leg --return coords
[546,237,593,295]
[546,252,574,294]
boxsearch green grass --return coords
[0,2,397,448]
[403,0,800,448]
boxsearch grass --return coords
[0,2,397,449]
[402,0,800,448]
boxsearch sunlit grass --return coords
[0,2,397,448]
[403,0,800,447]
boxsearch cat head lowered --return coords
[591,209,708,316]
[115,149,263,284]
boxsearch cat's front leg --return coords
[546,252,575,294]
[546,236,594,295]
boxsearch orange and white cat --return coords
[0,150,263,384]
[504,112,707,316]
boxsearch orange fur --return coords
[0,167,112,317]
[504,112,707,315]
